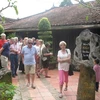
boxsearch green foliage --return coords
[38,17,53,60]
[1,16,5,23]
[0,0,18,22]
[38,17,52,43]
[86,15,89,21]
[50,56,57,64]
[96,0,100,3]
[0,24,4,34]
[13,5,18,15]
[7,33,16,39]
[38,17,51,30]
[38,31,52,42]
[0,82,16,100]
[60,0,73,7]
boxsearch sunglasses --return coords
[28,42,33,44]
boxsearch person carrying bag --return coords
[57,41,72,98]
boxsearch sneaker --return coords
[45,76,51,78]
[12,74,15,78]
[59,93,63,98]
[31,85,36,89]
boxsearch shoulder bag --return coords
[66,49,74,76]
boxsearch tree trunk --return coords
[77,64,95,100]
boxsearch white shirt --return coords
[57,49,71,71]
[34,45,40,56]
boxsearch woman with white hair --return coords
[57,41,71,98]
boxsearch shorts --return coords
[41,60,49,68]
[1,55,8,68]
[24,65,36,74]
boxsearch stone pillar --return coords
[77,64,95,100]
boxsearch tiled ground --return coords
[12,69,100,100]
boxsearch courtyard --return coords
[12,69,100,100]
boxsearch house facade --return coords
[2,1,100,56]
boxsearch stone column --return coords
[77,64,95,100]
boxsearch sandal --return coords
[31,85,36,89]
[36,73,40,78]
[64,87,68,91]
[45,76,51,78]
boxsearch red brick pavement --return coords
[12,69,100,100]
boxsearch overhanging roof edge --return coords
[5,24,100,32]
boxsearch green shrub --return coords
[7,33,16,39]
[38,17,52,44]
[0,24,4,34]
[49,56,57,64]
[0,82,16,100]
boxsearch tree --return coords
[75,0,100,23]
[75,0,100,11]
[38,17,52,44]
[59,0,73,7]
[0,0,18,22]
[0,24,4,33]
[80,0,84,3]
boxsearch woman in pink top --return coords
[93,59,100,92]
[57,41,71,98]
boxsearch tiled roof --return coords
[0,17,16,24]
[4,1,100,30]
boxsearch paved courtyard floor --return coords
[12,69,100,100]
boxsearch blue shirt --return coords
[2,42,10,58]
[21,45,37,65]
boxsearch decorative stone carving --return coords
[0,67,11,83]
[0,68,10,79]
[74,29,100,69]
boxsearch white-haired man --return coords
[0,33,7,49]
[21,38,37,89]
[0,33,7,68]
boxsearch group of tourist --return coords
[0,32,100,98]
[0,33,53,88]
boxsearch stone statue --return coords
[74,29,99,100]
[74,29,100,68]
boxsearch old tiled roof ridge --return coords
[4,1,100,30]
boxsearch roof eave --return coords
[5,24,100,32]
